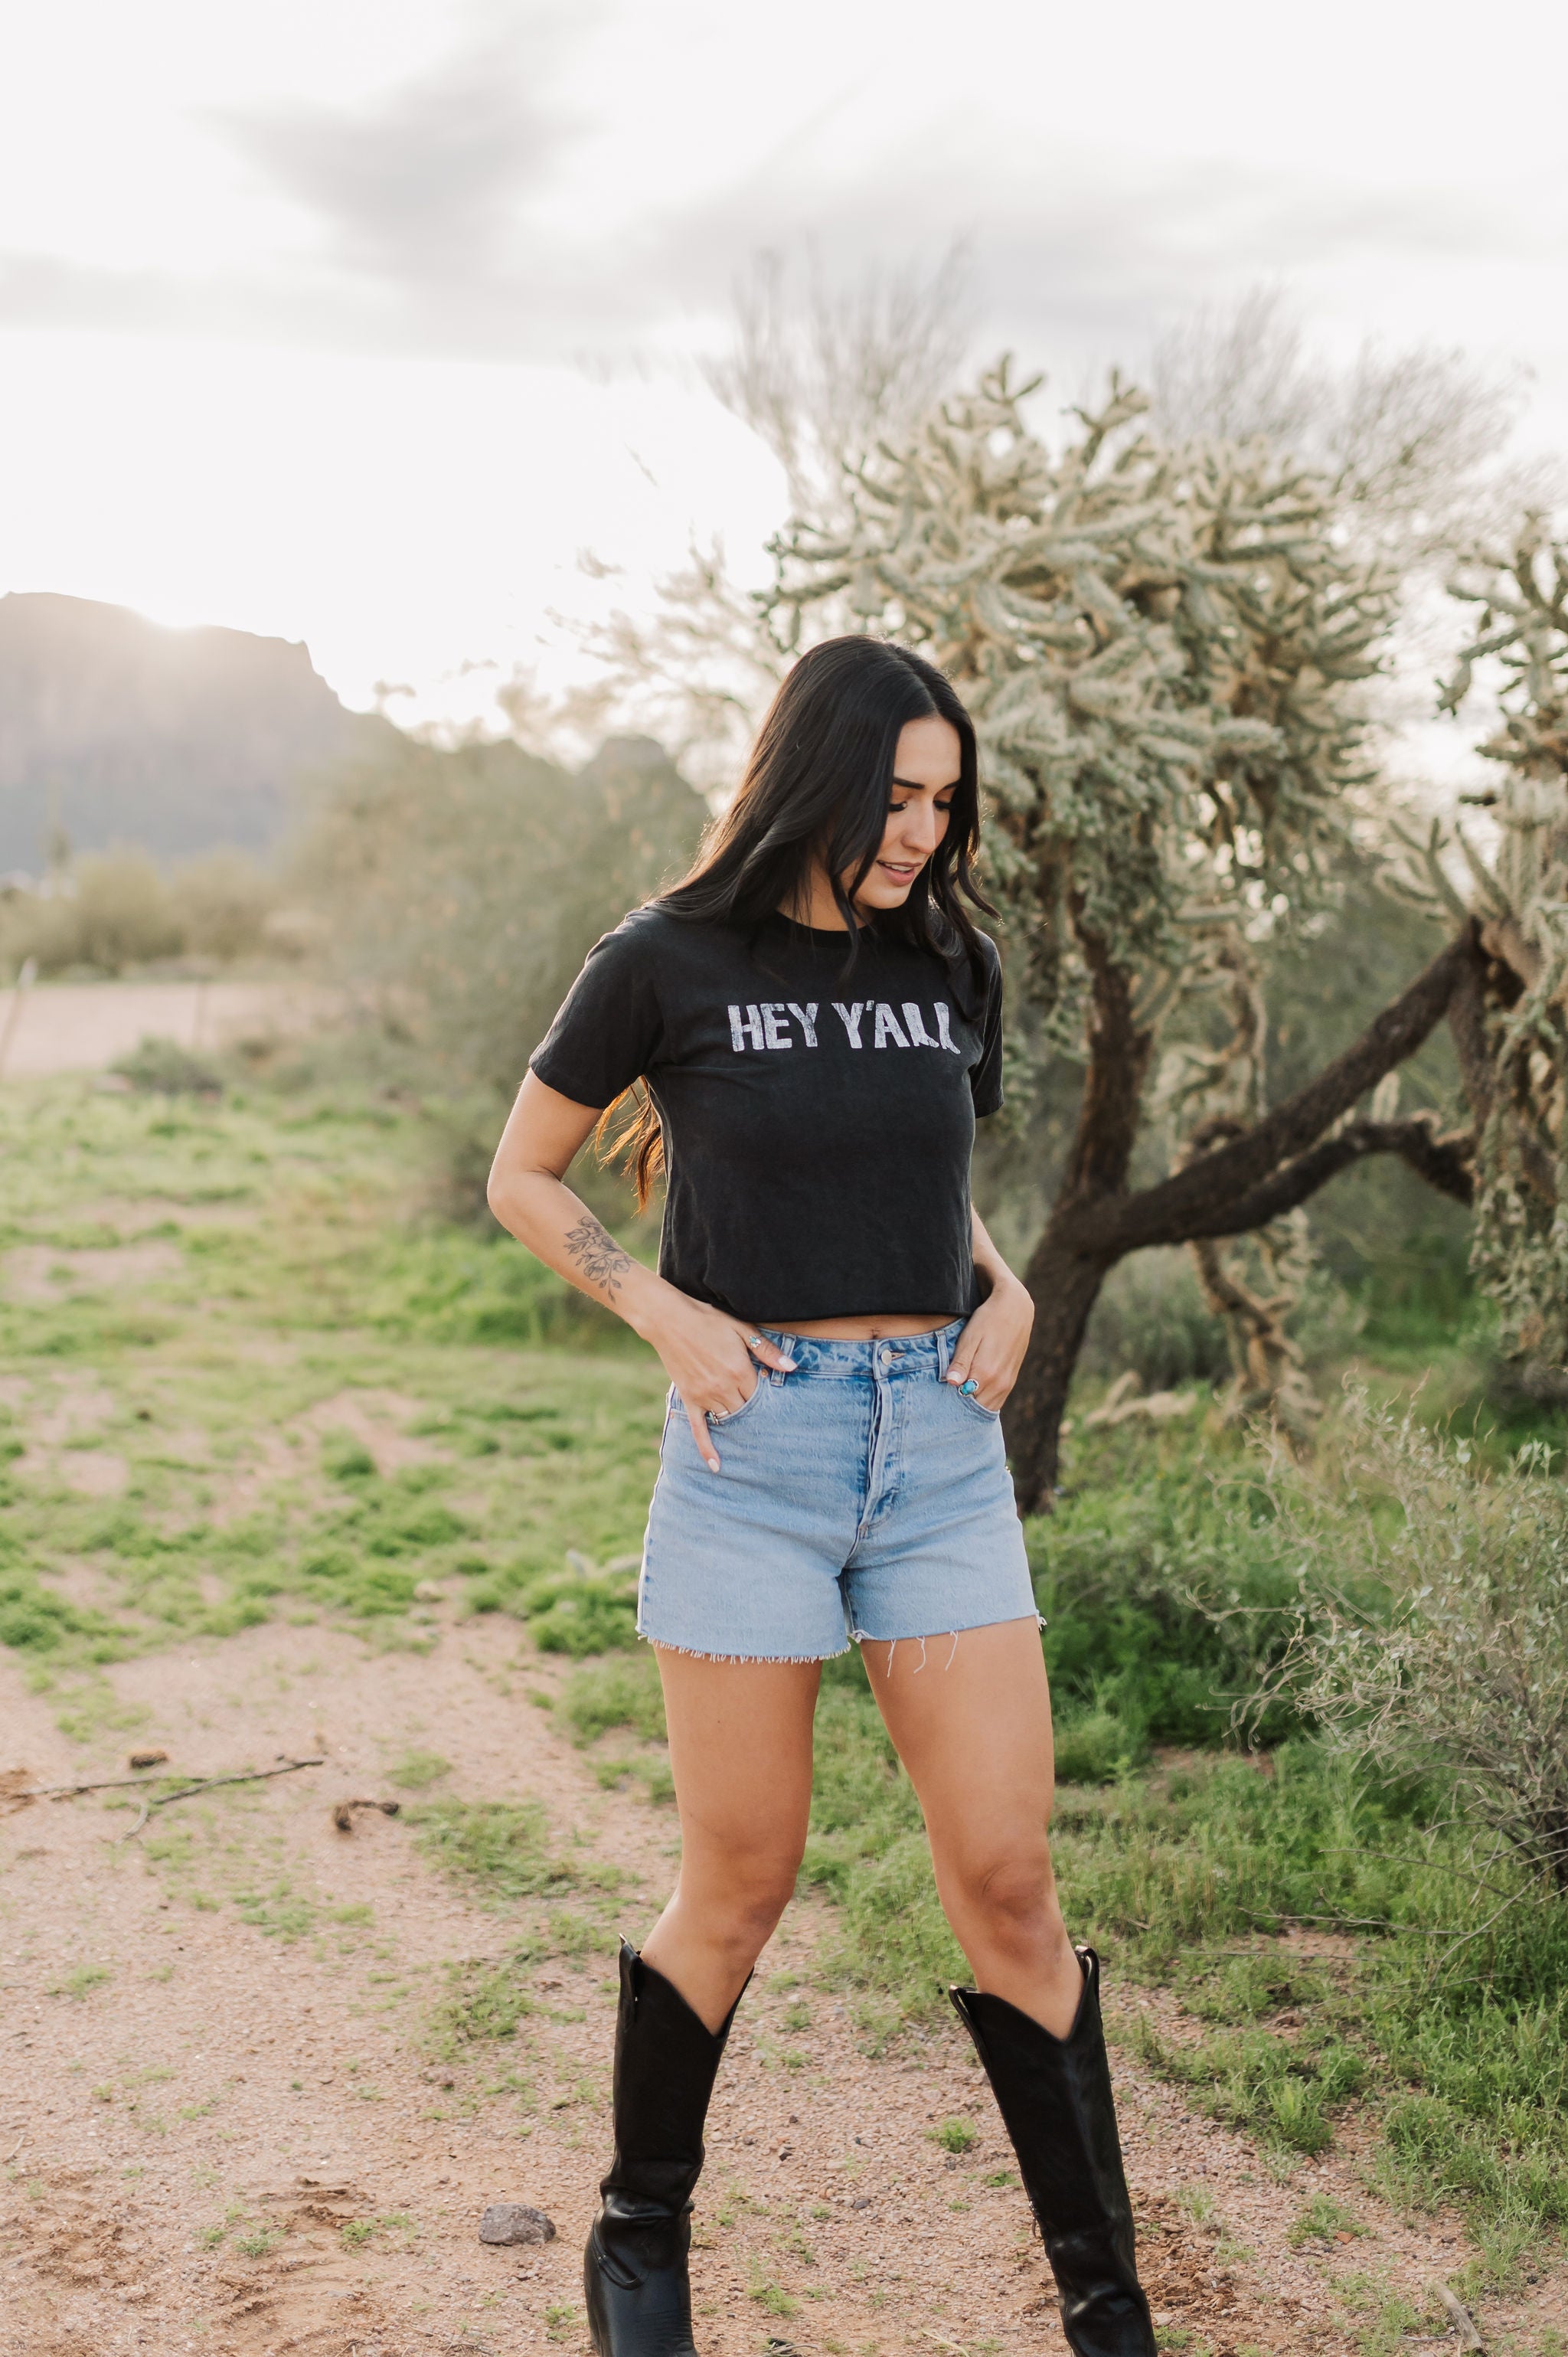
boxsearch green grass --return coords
[48,1964,111,1999]
[808,1695,1568,2237]
[409,1799,612,1907]
[556,1653,668,1746]
[429,1950,539,2055]
[930,2117,978,2154]
[1289,2192,1365,2246]
[390,1749,453,1790]
[407,1793,633,2043]
[0,1078,665,1679]
[1034,1413,1302,1751]
[5,1070,1565,2267]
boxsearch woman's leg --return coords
[866,1617,1156,2356]
[641,1649,822,2029]
[863,1617,1081,2035]
[585,1652,822,2357]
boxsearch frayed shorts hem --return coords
[640,1633,850,1665]
[639,1610,1045,1667]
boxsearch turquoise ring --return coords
[959,1377,979,1397]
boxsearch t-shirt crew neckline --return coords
[768,910,863,944]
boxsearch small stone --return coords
[479,2202,557,2247]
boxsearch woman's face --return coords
[845,714,962,913]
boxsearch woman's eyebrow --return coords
[890,776,962,792]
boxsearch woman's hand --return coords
[635,1288,795,1472]
[944,1272,1034,1412]
[486,1079,792,1470]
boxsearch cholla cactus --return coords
[765,365,1486,1504]
[1436,524,1568,1377]
[1160,953,1324,1447]
[769,361,1396,1052]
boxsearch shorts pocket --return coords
[953,1384,1001,1424]
[706,1373,772,1427]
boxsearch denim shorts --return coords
[638,1318,1037,1661]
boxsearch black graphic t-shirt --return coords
[529,906,1004,1322]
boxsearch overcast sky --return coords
[4,0,1566,727]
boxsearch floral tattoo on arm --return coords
[563,1213,632,1299]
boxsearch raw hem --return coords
[637,1610,1044,1667]
[848,1609,1047,1645]
[640,1632,850,1665]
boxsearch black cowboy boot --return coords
[585,1941,743,2357]
[951,1949,1156,2357]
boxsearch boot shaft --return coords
[601,1943,740,2212]
[587,1943,742,2357]
[952,1950,1155,2357]
[951,1953,1133,2258]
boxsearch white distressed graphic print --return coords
[727,1001,960,1053]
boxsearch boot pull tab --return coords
[948,1983,990,2066]
[619,1937,644,2022]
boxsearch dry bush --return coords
[2,848,181,973]
[1256,1396,1568,1894]
[289,731,705,1214]
[165,848,278,961]
[1,846,280,976]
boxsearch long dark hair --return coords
[601,636,998,1205]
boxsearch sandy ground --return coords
[0,981,331,1080]
[2,1612,1564,2357]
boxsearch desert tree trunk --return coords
[1004,926,1484,1512]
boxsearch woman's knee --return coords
[950,1842,1060,1944]
[684,1846,802,1950]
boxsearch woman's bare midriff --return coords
[761,1313,953,1341]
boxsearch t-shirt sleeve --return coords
[969,937,1004,1118]
[528,919,665,1110]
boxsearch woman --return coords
[487,636,1155,2357]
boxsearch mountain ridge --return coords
[0,591,398,868]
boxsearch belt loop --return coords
[936,1322,953,1379]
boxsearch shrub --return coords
[1052,1708,1138,1786]
[1,846,279,977]
[289,731,705,1213]
[165,849,277,961]
[110,1036,223,1096]
[1080,1249,1230,1391]
[1256,1398,1568,1894]
[1034,1421,1300,1748]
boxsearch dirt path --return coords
[5,1613,1563,2357]
[0,979,329,1080]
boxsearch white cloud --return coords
[1,0,1565,721]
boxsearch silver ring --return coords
[746,1333,764,1349]
[959,1377,979,1397]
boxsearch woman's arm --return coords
[487,1072,793,1471]
[944,1208,1035,1411]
